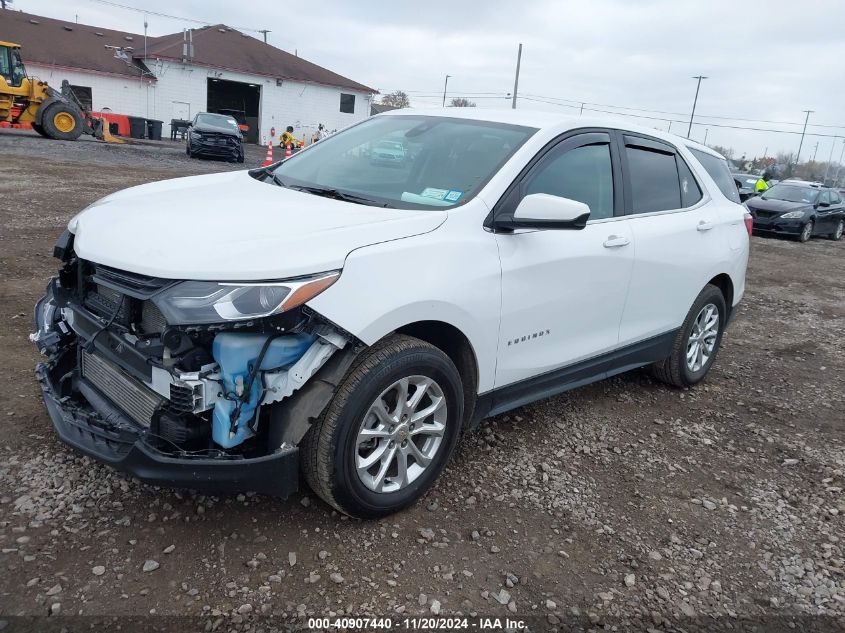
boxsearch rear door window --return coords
[688,148,741,204]
[624,141,681,214]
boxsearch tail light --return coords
[743,212,753,237]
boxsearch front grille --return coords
[754,210,781,219]
[140,301,168,334]
[81,351,162,427]
[83,284,131,324]
[91,264,172,297]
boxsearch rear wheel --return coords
[829,219,844,241]
[31,122,47,137]
[651,284,727,388]
[798,220,813,243]
[40,103,84,140]
[301,335,463,519]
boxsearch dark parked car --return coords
[745,180,845,242]
[186,113,244,163]
[733,173,763,202]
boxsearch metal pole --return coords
[703,128,709,145]
[580,102,584,116]
[795,110,813,165]
[259,30,270,44]
[687,75,707,138]
[511,43,522,109]
[834,139,845,186]
[824,137,837,183]
[442,75,451,108]
[812,142,819,162]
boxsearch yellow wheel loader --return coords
[0,41,121,142]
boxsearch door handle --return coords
[697,220,715,231]
[603,235,630,248]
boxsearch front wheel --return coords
[829,219,844,241]
[40,102,84,140]
[301,335,463,519]
[651,284,727,388]
[798,221,813,243]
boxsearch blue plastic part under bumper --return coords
[34,362,300,498]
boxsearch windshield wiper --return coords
[289,185,393,208]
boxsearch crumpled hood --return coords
[70,171,447,280]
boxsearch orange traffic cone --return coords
[261,141,273,167]
[284,143,292,159]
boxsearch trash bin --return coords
[146,119,163,141]
[128,116,146,139]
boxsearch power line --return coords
[383,87,845,131]
[86,0,264,33]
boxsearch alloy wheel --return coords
[835,220,844,240]
[355,375,447,493]
[801,222,813,242]
[686,303,719,373]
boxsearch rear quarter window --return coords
[688,148,741,204]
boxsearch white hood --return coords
[70,171,447,280]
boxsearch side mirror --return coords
[497,193,591,230]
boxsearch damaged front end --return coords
[31,231,355,498]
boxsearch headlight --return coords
[780,210,806,219]
[152,271,340,324]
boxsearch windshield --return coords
[195,114,238,129]
[270,115,536,209]
[761,184,819,204]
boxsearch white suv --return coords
[32,110,750,518]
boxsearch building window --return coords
[69,85,93,111]
[339,93,355,114]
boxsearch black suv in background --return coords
[186,112,245,163]
[746,180,845,242]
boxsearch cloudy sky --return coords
[16,0,845,161]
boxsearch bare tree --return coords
[380,91,410,109]
[449,97,477,108]
[709,144,735,160]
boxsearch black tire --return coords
[301,334,463,519]
[31,122,47,137]
[236,151,245,164]
[651,284,727,388]
[829,219,844,241]
[798,220,813,243]
[40,103,84,140]
[185,142,191,156]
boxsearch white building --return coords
[2,9,376,143]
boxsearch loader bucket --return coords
[90,115,124,144]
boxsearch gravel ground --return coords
[0,129,843,632]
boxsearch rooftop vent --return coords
[29,19,40,24]
[125,36,134,41]
[96,32,104,36]
[63,26,73,31]
[218,28,226,33]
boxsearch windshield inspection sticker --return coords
[444,189,463,202]
[421,187,449,200]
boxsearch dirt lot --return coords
[0,130,843,632]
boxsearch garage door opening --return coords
[207,78,260,144]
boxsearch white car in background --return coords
[32,109,750,518]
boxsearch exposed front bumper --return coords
[32,292,300,498]
[35,362,299,496]
[190,135,242,159]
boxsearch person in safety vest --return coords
[755,177,769,193]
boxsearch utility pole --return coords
[579,102,584,116]
[834,138,845,186]
[442,75,451,108]
[824,137,837,183]
[795,109,813,165]
[812,141,819,162]
[703,128,709,145]
[511,43,522,109]
[687,75,707,138]
[258,29,270,44]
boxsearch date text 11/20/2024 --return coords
[307,617,527,630]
